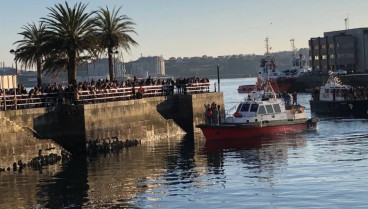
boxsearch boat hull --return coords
[272,74,368,93]
[310,100,368,118]
[197,119,317,140]
[237,85,255,93]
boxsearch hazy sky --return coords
[0,0,367,69]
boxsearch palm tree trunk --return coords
[68,51,77,85]
[36,57,42,87]
[108,51,114,81]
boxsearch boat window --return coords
[240,103,250,112]
[250,104,259,112]
[236,104,242,113]
[273,104,281,113]
[265,105,274,114]
[257,105,266,114]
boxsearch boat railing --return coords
[225,103,239,117]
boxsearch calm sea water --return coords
[2,78,368,209]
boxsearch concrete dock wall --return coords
[0,92,224,160]
[0,111,68,170]
[83,98,185,142]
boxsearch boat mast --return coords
[263,37,276,97]
[290,38,296,57]
[290,38,297,68]
[265,37,269,56]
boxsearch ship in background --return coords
[271,39,312,93]
[238,38,315,94]
[238,37,278,93]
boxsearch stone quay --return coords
[0,92,224,171]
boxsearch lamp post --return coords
[122,53,126,78]
[217,64,220,92]
[10,49,20,75]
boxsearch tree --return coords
[13,22,47,87]
[94,6,138,81]
[41,2,95,84]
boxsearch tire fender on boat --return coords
[234,112,242,118]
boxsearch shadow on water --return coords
[36,157,88,208]
[33,133,198,209]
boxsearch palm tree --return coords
[41,2,95,84]
[94,6,138,81]
[13,22,47,87]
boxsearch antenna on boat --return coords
[265,37,269,56]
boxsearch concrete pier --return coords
[0,92,224,169]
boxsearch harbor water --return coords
[1,77,368,208]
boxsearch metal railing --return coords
[0,82,211,110]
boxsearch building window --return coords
[322,45,326,49]
[329,44,334,48]
[330,54,334,59]
[337,53,355,58]
[322,55,327,59]
[314,45,319,50]
[314,56,319,60]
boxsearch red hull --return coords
[237,85,255,93]
[199,123,309,140]
[270,79,292,93]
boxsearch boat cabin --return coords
[226,95,307,124]
[234,99,284,118]
[319,84,351,102]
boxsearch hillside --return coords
[165,48,308,79]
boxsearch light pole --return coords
[10,49,20,75]
[122,53,125,78]
[217,64,220,92]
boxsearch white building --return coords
[129,56,165,77]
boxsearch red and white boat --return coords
[197,74,319,141]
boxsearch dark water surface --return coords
[1,78,368,208]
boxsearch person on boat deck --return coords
[284,93,291,107]
[292,92,298,105]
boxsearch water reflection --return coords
[202,133,307,185]
[81,134,198,208]
[36,158,88,208]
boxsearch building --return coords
[309,27,368,73]
[77,58,125,81]
[127,56,165,77]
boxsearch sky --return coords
[0,0,367,70]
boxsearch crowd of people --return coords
[312,86,368,101]
[204,102,221,125]
[0,76,211,110]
